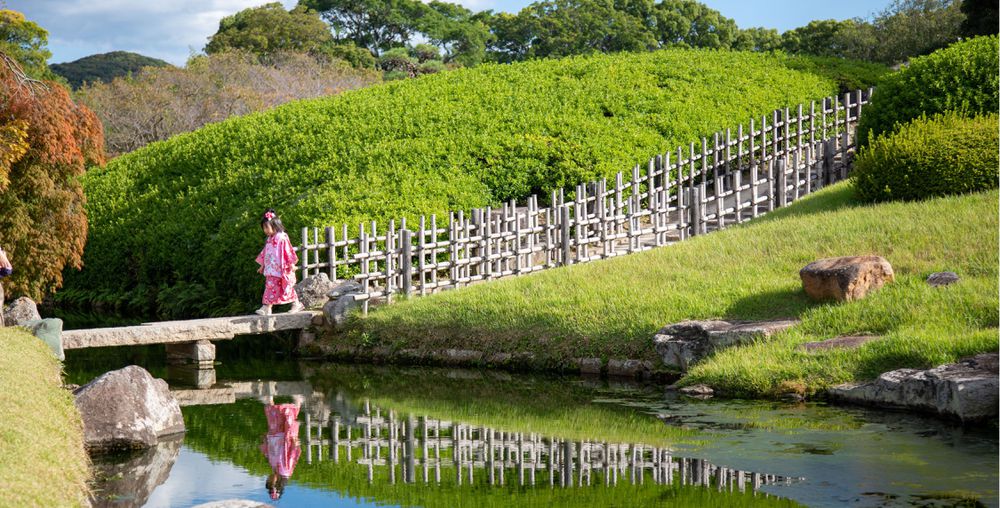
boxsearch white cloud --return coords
[8,0,299,65]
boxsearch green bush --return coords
[857,35,999,148]
[69,48,853,318]
[778,54,888,94]
[853,112,999,202]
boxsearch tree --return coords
[75,50,380,157]
[869,0,962,64]
[652,0,740,49]
[416,1,491,66]
[205,3,336,58]
[734,27,781,52]
[0,52,105,300]
[301,0,428,55]
[960,0,999,38]
[780,19,857,57]
[49,51,172,89]
[778,0,962,65]
[0,10,58,81]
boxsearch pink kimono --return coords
[256,231,299,305]
[260,403,301,478]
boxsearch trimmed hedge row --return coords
[857,35,999,149]
[853,112,999,202]
[67,49,868,317]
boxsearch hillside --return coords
[66,48,880,317]
[50,51,171,88]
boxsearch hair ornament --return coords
[264,211,275,220]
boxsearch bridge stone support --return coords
[165,340,216,367]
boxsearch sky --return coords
[8,0,895,66]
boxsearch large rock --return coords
[654,319,798,371]
[799,256,894,302]
[828,353,998,422]
[323,295,361,326]
[294,273,336,309]
[74,365,185,453]
[2,296,41,326]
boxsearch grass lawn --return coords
[332,182,998,397]
[0,326,90,506]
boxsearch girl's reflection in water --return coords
[260,394,303,501]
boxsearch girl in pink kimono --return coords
[255,209,304,315]
[260,395,303,501]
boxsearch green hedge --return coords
[857,35,999,149]
[853,112,999,202]
[68,49,862,318]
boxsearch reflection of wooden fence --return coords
[303,402,798,492]
[298,90,872,312]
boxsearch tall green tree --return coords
[417,1,491,66]
[652,0,740,49]
[0,10,57,80]
[734,27,781,52]
[301,0,428,55]
[869,0,962,64]
[512,0,656,59]
[780,19,857,57]
[205,3,336,57]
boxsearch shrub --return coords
[853,112,999,202]
[0,54,105,300]
[857,35,999,148]
[69,48,847,318]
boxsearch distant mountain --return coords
[50,51,172,89]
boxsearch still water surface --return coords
[65,337,997,508]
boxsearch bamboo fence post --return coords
[560,205,571,265]
[734,125,743,223]
[713,132,723,231]
[401,229,412,296]
[300,227,309,281]
[795,103,803,200]
[808,100,816,193]
[325,226,335,282]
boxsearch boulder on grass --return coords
[294,273,336,309]
[799,256,894,302]
[74,365,185,453]
[3,296,41,326]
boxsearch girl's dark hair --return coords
[266,474,288,499]
[261,208,286,234]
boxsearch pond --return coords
[65,335,997,508]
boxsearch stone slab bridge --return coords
[62,312,322,366]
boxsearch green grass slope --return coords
[337,183,998,396]
[69,48,873,318]
[0,328,90,506]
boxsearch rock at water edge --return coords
[74,365,185,453]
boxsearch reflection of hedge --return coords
[853,112,999,202]
[857,35,999,149]
[70,48,851,318]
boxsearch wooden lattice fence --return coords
[298,89,873,312]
